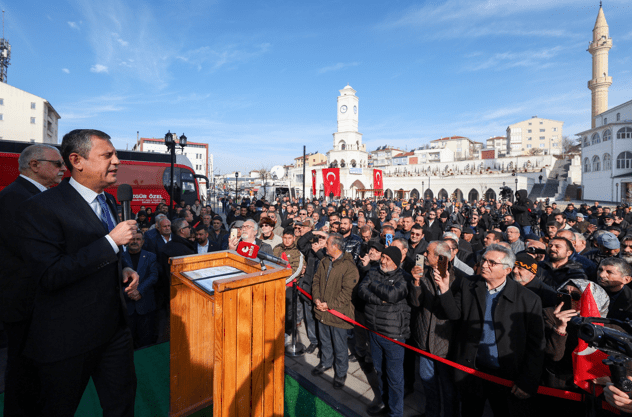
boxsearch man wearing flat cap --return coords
[358,246,410,417]
[586,231,620,266]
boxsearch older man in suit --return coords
[123,230,159,349]
[19,129,140,417]
[0,144,66,417]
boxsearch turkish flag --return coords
[322,168,341,197]
[312,169,317,196]
[572,283,610,395]
[373,169,383,196]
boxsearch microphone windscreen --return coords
[117,184,133,202]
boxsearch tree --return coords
[562,135,578,156]
[529,148,544,156]
[256,167,271,200]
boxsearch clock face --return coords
[340,105,347,113]
[353,106,357,114]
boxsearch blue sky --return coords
[3,0,632,173]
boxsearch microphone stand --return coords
[285,278,305,357]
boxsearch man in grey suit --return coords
[0,144,66,417]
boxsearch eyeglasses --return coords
[37,159,65,168]
[241,225,254,230]
[481,257,505,268]
[410,232,423,237]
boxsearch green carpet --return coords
[0,343,341,417]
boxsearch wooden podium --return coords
[168,251,291,417]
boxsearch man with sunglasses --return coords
[435,244,545,417]
[0,144,67,416]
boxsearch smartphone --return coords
[416,254,425,269]
[437,255,448,277]
[324,221,330,228]
[556,291,572,311]
[385,233,393,247]
[230,228,238,240]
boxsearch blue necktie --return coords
[96,194,116,232]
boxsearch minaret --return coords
[588,3,612,128]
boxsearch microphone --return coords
[236,241,289,267]
[117,184,133,221]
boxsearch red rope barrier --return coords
[295,285,585,402]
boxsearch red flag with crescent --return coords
[322,168,341,197]
[373,169,383,196]
[312,169,317,196]
[572,283,610,395]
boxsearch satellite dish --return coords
[271,165,285,180]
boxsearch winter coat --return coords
[311,252,358,330]
[273,242,304,284]
[537,260,587,288]
[358,266,411,340]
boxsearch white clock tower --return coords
[329,85,367,168]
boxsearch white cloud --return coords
[90,64,109,73]
[177,43,272,71]
[62,68,70,74]
[67,21,80,30]
[318,62,359,74]
[462,46,565,72]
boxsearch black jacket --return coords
[538,260,587,288]
[438,275,545,395]
[343,233,362,263]
[607,285,632,322]
[358,266,411,340]
[512,190,534,227]
[524,277,558,308]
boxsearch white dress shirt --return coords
[69,177,119,254]
[19,174,48,192]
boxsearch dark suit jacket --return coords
[424,220,443,242]
[19,179,128,363]
[122,249,159,315]
[0,176,42,323]
[143,232,169,255]
[438,275,545,394]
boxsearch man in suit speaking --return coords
[20,129,140,417]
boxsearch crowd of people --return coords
[3,135,632,417]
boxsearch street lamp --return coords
[235,172,239,202]
[515,178,518,193]
[165,130,187,217]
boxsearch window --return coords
[591,133,601,145]
[31,102,36,109]
[603,129,612,141]
[30,117,35,124]
[539,136,545,140]
[528,137,532,141]
[539,143,545,148]
[603,153,612,170]
[540,129,545,132]
[540,121,543,125]
[552,142,558,147]
[584,157,591,172]
[0,114,3,121]
[528,129,532,133]
[617,113,621,121]
[528,122,532,126]
[617,127,632,139]
[617,152,632,169]
[604,118,608,125]
[583,137,589,147]
[552,136,558,140]
[592,155,601,171]
[527,144,532,149]
[0,98,3,105]
[553,127,558,132]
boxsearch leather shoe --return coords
[366,402,387,416]
[333,375,346,390]
[348,353,358,363]
[311,364,330,377]
[304,343,317,354]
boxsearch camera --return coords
[499,186,513,201]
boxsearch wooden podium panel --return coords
[169,251,290,417]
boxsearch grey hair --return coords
[393,238,408,250]
[328,233,345,252]
[575,233,586,243]
[61,129,110,172]
[442,231,459,242]
[431,241,452,258]
[244,219,259,233]
[485,244,516,269]
[171,218,189,235]
[18,144,59,173]
[155,214,167,225]
[506,226,520,233]
[601,257,632,278]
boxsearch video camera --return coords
[570,316,632,392]
[499,186,513,202]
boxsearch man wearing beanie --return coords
[512,253,557,308]
[358,246,410,417]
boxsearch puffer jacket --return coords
[273,242,304,284]
[538,260,587,288]
[311,252,358,329]
[358,266,410,340]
